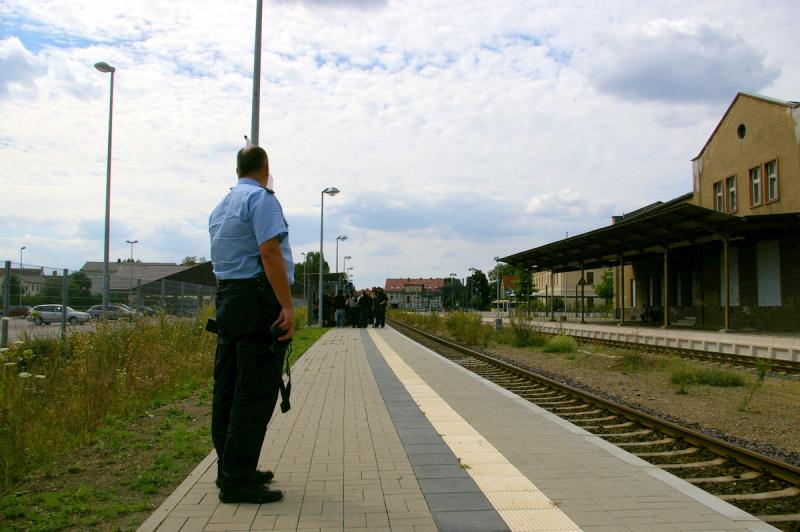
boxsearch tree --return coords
[466,269,490,310]
[594,269,614,305]
[0,274,23,304]
[293,252,331,288]
[181,256,206,266]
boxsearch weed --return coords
[738,358,773,412]
[506,320,546,348]
[543,335,577,353]
[444,312,492,346]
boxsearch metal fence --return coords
[0,260,214,347]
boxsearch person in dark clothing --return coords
[373,288,388,328]
[349,292,360,328]
[208,141,292,504]
[358,290,372,328]
[333,292,346,327]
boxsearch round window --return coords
[737,124,746,139]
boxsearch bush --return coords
[507,320,546,348]
[669,366,745,387]
[542,335,577,353]
[444,312,492,347]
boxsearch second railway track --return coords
[388,317,800,530]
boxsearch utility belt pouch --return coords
[270,325,293,413]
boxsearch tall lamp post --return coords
[95,61,116,318]
[319,187,340,327]
[126,239,138,304]
[300,252,307,305]
[18,246,26,306]
[251,0,263,144]
[335,235,348,294]
[468,267,477,309]
[493,257,501,320]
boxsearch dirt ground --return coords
[486,341,800,458]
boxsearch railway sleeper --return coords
[719,486,800,501]
[758,514,800,524]
[558,409,603,417]
[659,457,726,469]
[571,415,618,424]
[636,447,698,457]
[533,399,577,406]
[552,404,593,411]
[685,471,762,484]
[602,429,652,438]
[617,437,675,448]
[598,421,634,429]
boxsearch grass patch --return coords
[542,335,577,353]
[0,320,323,531]
[669,366,745,388]
[506,320,547,348]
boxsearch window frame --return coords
[765,158,779,203]
[725,175,737,213]
[749,165,761,207]
[713,181,724,212]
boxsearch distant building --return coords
[384,278,446,310]
[79,261,190,294]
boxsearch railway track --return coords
[388,317,800,530]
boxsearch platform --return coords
[139,327,777,531]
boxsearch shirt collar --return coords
[237,177,263,188]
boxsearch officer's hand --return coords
[273,308,294,340]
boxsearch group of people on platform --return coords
[329,288,388,328]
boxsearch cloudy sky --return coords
[1,0,796,288]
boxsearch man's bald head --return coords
[236,145,269,178]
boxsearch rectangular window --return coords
[586,272,594,284]
[726,176,737,213]
[765,159,779,202]
[713,181,724,212]
[749,166,761,206]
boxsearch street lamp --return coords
[449,273,457,310]
[251,0,263,145]
[300,251,307,306]
[319,186,340,327]
[342,255,351,291]
[18,246,26,306]
[468,267,477,309]
[336,235,348,293]
[493,257,501,322]
[95,61,116,318]
[126,240,138,304]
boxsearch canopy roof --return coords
[500,196,796,273]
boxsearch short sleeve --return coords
[249,189,288,246]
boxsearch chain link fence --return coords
[0,260,215,346]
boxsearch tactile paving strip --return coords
[369,329,582,532]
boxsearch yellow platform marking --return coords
[369,330,582,532]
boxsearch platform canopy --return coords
[501,196,749,273]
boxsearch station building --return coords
[503,92,800,332]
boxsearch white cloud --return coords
[0,0,798,288]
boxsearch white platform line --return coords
[369,329,582,532]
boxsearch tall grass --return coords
[0,309,217,487]
[669,365,745,388]
[444,312,492,347]
[507,320,546,348]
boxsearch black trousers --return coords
[375,308,386,327]
[211,277,282,489]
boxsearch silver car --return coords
[30,305,91,325]
[87,304,137,320]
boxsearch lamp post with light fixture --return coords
[95,61,116,318]
[319,187,340,327]
[18,246,26,306]
[335,235,348,294]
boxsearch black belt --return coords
[217,275,265,287]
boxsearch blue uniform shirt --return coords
[209,178,294,283]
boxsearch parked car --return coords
[29,305,91,325]
[87,304,137,320]
[0,305,30,318]
[137,305,156,316]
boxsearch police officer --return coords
[209,142,293,504]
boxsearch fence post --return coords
[1,261,11,348]
[179,282,185,316]
[61,268,68,344]
[196,285,202,315]
[160,279,166,310]
[137,278,142,308]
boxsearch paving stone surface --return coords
[139,327,777,532]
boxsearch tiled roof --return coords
[384,278,446,291]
